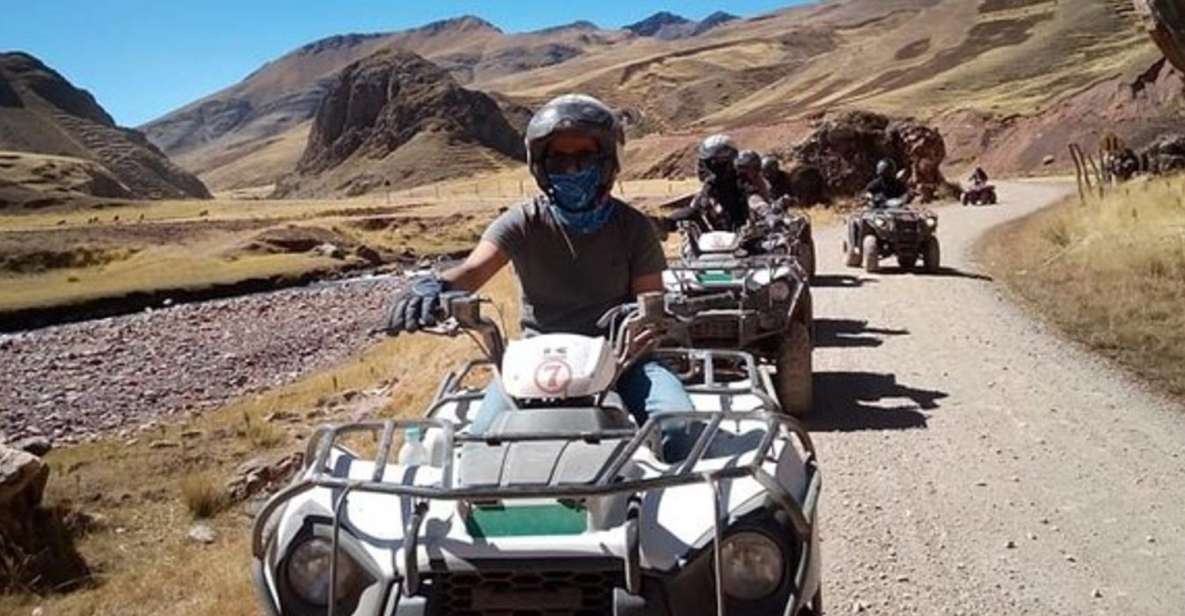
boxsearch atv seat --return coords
[485,405,634,438]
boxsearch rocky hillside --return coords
[623,11,739,39]
[145,0,1180,190]
[272,48,524,198]
[140,16,626,191]
[0,52,210,205]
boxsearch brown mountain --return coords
[0,52,209,206]
[146,0,1180,191]
[272,48,525,198]
[140,16,627,191]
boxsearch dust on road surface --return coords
[812,181,1185,614]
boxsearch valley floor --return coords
[5,181,1185,615]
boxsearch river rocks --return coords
[0,276,403,443]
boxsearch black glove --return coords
[386,276,449,334]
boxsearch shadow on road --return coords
[931,266,993,281]
[871,266,993,281]
[812,274,878,288]
[814,318,908,348]
[806,371,948,432]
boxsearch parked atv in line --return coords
[961,183,998,206]
[251,292,823,616]
[843,194,941,274]
[667,214,814,416]
[768,198,817,282]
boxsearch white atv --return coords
[251,293,823,616]
[665,221,814,416]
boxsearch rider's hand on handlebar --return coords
[385,276,449,334]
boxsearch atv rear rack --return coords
[252,408,820,616]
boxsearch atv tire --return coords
[775,320,813,416]
[801,240,817,280]
[897,252,918,270]
[961,194,970,206]
[862,235,880,273]
[923,236,941,273]
[987,192,998,205]
[843,239,860,267]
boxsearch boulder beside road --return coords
[0,443,49,545]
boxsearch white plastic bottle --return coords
[398,427,429,466]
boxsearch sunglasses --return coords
[543,151,606,175]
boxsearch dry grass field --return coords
[980,175,1185,397]
[0,174,701,317]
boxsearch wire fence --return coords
[387,178,701,203]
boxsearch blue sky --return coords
[1,1,804,127]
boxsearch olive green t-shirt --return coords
[481,197,666,336]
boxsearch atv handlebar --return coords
[417,291,688,377]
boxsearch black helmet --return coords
[876,158,896,177]
[697,134,739,182]
[736,150,762,172]
[697,134,739,162]
[761,156,780,175]
[526,94,624,194]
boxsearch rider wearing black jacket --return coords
[665,134,750,231]
[865,159,909,203]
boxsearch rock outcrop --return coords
[785,111,955,203]
[273,48,524,197]
[0,52,210,202]
[0,445,48,540]
[1139,133,1185,173]
[0,443,89,591]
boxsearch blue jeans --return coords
[468,360,695,460]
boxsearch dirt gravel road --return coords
[811,181,1185,615]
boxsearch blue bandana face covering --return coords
[547,167,615,234]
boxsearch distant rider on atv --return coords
[864,158,911,208]
[385,94,692,459]
[850,158,912,258]
[661,134,750,232]
[736,149,773,204]
[762,155,794,203]
[969,166,989,187]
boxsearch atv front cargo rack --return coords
[252,409,820,616]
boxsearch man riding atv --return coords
[864,158,911,207]
[762,155,793,203]
[664,134,750,232]
[736,149,773,204]
[962,166,998,205]
[845,158,941,273]
[386,94,694,460]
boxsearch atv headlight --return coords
[721,531,785,600]
[925,217,937,228]
[286,537,365,607]
[873,217,888,229]
[769,281,792,302]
